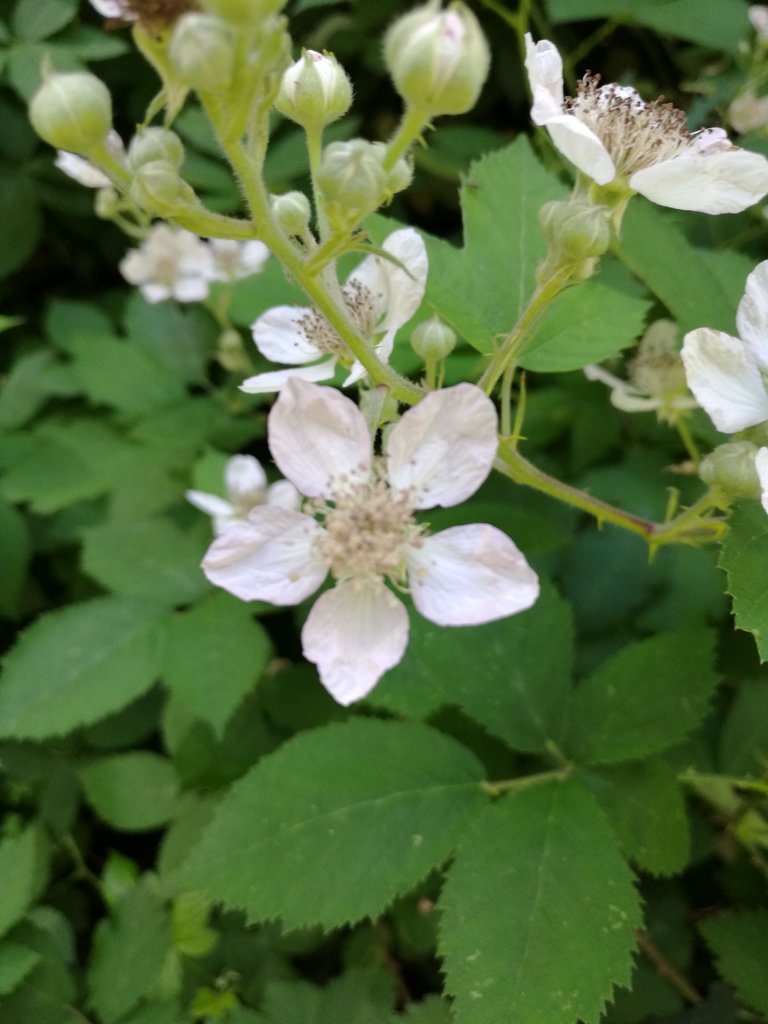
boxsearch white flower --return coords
[90,0,137,19]
[682,260,768,433]
[585,319,697,422]
[240,227,428,393]
[207,238,270,283]
[119,224,215,303]
[54,129,125,188]
[187,454,300,536]
[202,379,540,705]
[728,89,768,135]
[750,5,768,38]
[524,34,768,214]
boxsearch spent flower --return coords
[187,455,299,535]
[524,34,768,213]
[202,379,539,704]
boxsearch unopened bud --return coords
[275,50,352,128]
[411,315,456,360]
[539,199,611,261]
[128,127,185,170]
[699,441,761,500]
[95,187,121,219]
[217,328,250,372]
[29,71,112,153]
[317,139,387,215]
[381,148,413,194]
[169,13,236,92]
[200,0,286,22]
[384,1,490,116]
[129,159,184,212]
[271,190,311,235]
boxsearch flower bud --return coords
[275,50,352,128]
[699,441,761,500]
[372,143,413,194]
[384,1,490,116]
[317,139,387,214]
[169,13,236,92]
[29,71,112,153]
[411,315,456,361]
[271,190,312,235]
[200,0,287,22]
[129,159,184,213]
[95,187,121,219]
[128,127,185,170]
[217,328,250,372]
[539,199,611,261]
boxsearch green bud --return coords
[200,0,287,22]
[699,441,761,500]
[317,139,387,217]
[384,1,490,116]
[275,50,352,129]
[94,187,121,219]
[29,71,112,153]
[411,315,456,361]
[169,13,236,92]
[128,127,185,170]
[539,199,611,261]
[370,143,413,195]
[271,190,312,235]
[129,159,184,213]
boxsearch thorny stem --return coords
[634,930,702,1005]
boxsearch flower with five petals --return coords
[187,454,300,536]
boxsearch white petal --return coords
[386,384,498,509]
[186,490,234,520]
[54,151,111,188]
[240,359,338,394]
[202,506,326,604]
[171,276,210,303]
[350,228,429,335]
[139,283,171,304]
[755,447,768,515]
[583,363,628,390]
[630,144,768,214]
[544,114,616,185]
[251,305,324,365]
[225,454,267,502]
[406,525,540,626]
[737,260,768,372]
[90,0,135,16]
[524,35,566,124]
[266,479,302,510]
[682,328,768,432]
[301,579,409,705]
[268,378,371,497]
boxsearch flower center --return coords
[298,279,379,358]
[311,462,423,581]
[564,74,691,177]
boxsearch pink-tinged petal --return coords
[301,579,409,705]
[240,359,338,394]
[406,525,540,626]
[524,35,565,123]
[202,506,326,604]
[251,305,324,365]
[682,328,768,433]
[350,228,429,335]
[266,479,302,510]
[755,447,768,515]
[545,114,616,185]
[737,260,768,372]
[630,145,768,214]
[225,454,267,502]
[386,384,498,509]
[186,490,233,520]
[268,378,371,497]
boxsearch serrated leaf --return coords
[254,969,396,1024]
[719,678,768,774]
[373,581,573,753]
[79,752,179,831]
[700,910,768,1014]
[564,629,718,765]
[0,941,40,996]
[0,826,49,939]
[163,592,271,736]
[82,517,210,607]
[12,0,77,40]
[0,916,75,1024]
[397,996,454,1023]
[123,293,215,384]
[88,877,173,1024]
[581,760,690,876]
[440,779,641,1024]
[175,719,488,929]
[0,597,168,739]
[0,349,74,429]
[719,502,768,660]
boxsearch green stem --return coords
[483,766,571,797]
[305,123,330,244]
[384,104,430,171]
[496,441,727,547]
[675,415,701,465]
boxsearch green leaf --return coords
[0,826,49,939]
[0,942,40,996]
[397,997,454,1023]
[0,500,30,619]
[581,759,690,876]
[719,678,768,774]
[423,138,566,355]
[88,877,173,1024]
[0,916,75,1024]
[79,752,179,831]
[374,582,573,753]
[163,592,271,736]
[12,0,77,39]
[175,719,488,929]
[700,910,768,1014]
[564,629,718,765]
[440,779,641,1024]
[0,171,40,279]
[82,517,210,607]
[0,597,168,739]
[45,299,113,351]
[123,293,216,384]
[719,502,768,661]
[254,969,396,1024]
[0,349,77,429]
